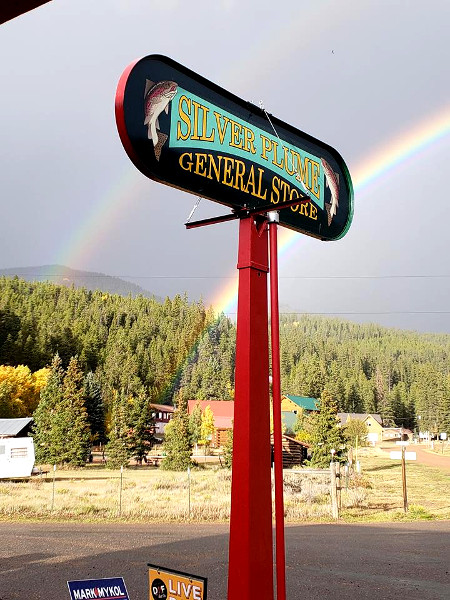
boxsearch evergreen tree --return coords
[309,389,346,467]
[58,357,91,466]
[83,371,106,444]
[32,354,65,465]
[161,391,193,470]
[128,390,154,462]
[105,391,130,468]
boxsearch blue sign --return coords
[67,578,129,600]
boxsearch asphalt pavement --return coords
[1,521,449,600]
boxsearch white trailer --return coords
[0,437,35,478]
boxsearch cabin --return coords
[0,418,35,478]
[271,433,309,468]
[149,404,175,441]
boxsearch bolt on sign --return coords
[67,577,129,600]
[148,564,207,600]
[116,55,354,241]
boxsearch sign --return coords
[1,1,52,25]
[440,432,447,440]
[116,55,353,241]
[390,451,417,460]
[67,577,129,600]
[148,564,207,600]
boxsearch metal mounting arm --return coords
[185,195,311,229]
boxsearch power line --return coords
[222,311,450,316]
[3,273,450,280]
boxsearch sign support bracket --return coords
[185,196,311,230]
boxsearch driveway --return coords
[1,521,449,600]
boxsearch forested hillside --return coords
[0,277,236,412]
[279,315,450,433]
[1,276,449,435]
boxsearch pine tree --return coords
[59,357,91,466]
[32,354,65,465]
[83,371,106,444]
[189,400,202,450]
[128,390,154,463]
[309,388,346,467]
[105,391,130,469]
[161,391,193,470]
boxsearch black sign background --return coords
[116,54,353,241]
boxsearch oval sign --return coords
[115,54,354,241]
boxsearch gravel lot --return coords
[1,521,449,600]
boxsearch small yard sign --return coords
[148,564,207,600]
[67,577,129,600]
[390,451,416,460]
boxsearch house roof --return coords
[187,401,234,429]
[270,433,310,448]
[0,417,33,437]
[187,400,234,418]
[283,395,318,411]
[149,404,175,413]
[338,413,383,426]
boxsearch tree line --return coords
[1,276,450,467]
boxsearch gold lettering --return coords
[254,168,267,200]
[214,112,230,144]
[283,147,295,176]
[290,187,300,201]
[179,152,193,171]
[176,96,191,141]
[243,126,257,154]
[310,160,321,200]
[260,134,272,161]
[207,153,222,181]
[234,159,246,190]
[279,180,290,203]
[300,202,309,216]
[222,156,235,187]
[245,165,256,194]
[292,151,308,189]
[229,122,243,149]
[191,100,203,141]
[272,140,284,169]
[271,176,280,204]
[309,203,318,220]
[194,153,208,176]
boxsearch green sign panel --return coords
[116,55,353,240]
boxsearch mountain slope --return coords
[0,265,162,300]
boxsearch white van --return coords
[0,437,35,478]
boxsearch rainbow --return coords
[210,103,450,317]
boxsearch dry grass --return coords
[0,449,448,523]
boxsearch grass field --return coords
[0,447,448,523]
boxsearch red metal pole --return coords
[228,216,274,600]
[268,213,286,600]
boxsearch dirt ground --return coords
[1,521,449,600]
[380,442,450,471]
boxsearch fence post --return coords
[330,461,339,520]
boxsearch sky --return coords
[0,0,449,333]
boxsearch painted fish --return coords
[144,79,178,146]
[321,157,339,225]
